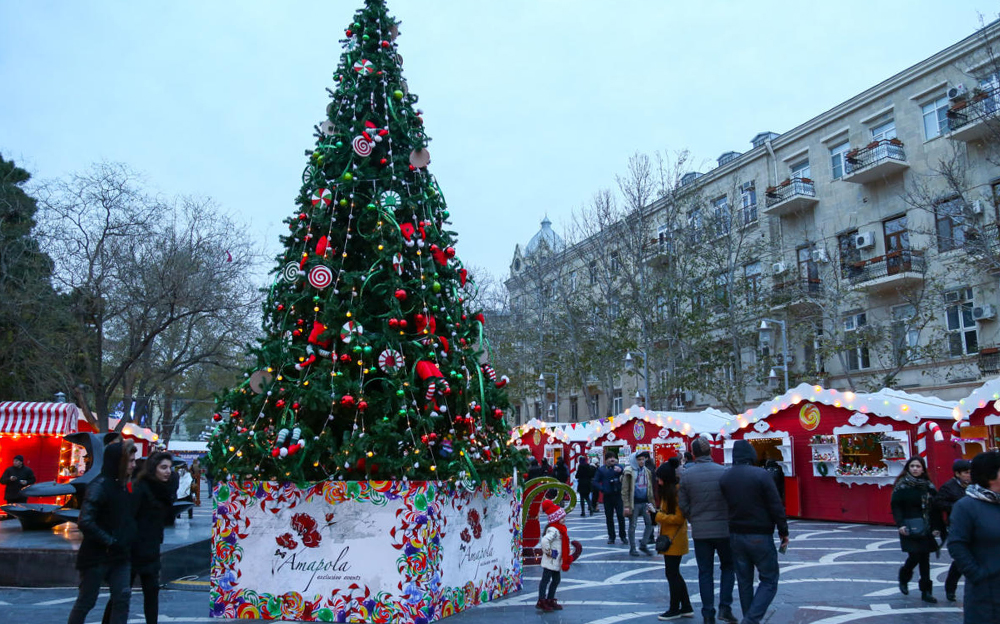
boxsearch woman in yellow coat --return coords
[655,461,693,620]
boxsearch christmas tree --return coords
[208,0,522,484]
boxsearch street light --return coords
[624,351,649,407]
[759,318,789,392]
[538,372,559,421]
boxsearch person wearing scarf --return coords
[947,451,1000,623]
[890,455,943,603]
[537,499,572,612]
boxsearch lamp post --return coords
[538,372,559,421]
[624,351,649,407]
[759,318,789,392]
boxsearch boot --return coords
[717,606,738,623]
[535,598,553,612]
[898,566,912,595]
[920,579,937,603]
[548,598,563,611]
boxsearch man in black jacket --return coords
[934,458,971,601]
[2,455,36,503]
[592,452,627,545]
[574,456,595,516]
[67,440,138,624]
[719,440,789,624]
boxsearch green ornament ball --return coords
[396,389,405,397]
[363,345,373,354]
[342,172,353,181]
[442,210,450,219]
[432,282,441,293]
[362,34,370,41]
[393,90,404,100]
[339,199,348,206]
[336,141,344,148]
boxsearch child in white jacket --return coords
[538,499,573,611]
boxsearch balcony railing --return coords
[978,349,1000,376]
[847,249,925,286]
[843,139,908,183]
[771,277,822,299]
[947,85,1000,141]
[763,178,818,216]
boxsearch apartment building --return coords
[505,21,1000,424]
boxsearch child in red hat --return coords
[538,499,572,611]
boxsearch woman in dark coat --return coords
[890,455,943,603]
[947,451,1000,623]
[102,451,174,624]
[553,457,570,484]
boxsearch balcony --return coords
[644,240,674,267]
[770,277,822,310]
[847,249,925,290]
[978,348,1000,376]
[947,86,1000,142]
[842,139,909,184]
[763,178,818,217]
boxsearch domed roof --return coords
[524,216,564,256]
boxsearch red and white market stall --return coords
[509,419,597,477]
[952,376,1000,458]
[721,384,958,524]
[587,404,731,467]
[76,415,159,458]
[0,402,81,501]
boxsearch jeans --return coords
[627,502,653,551]
[590,488,601,512]
[664,555,692,612]
[693,537,735,619]
[67,562,131,624]
[538,568,561,600]
[101,569,159,624]
[603,492,626,541]
[730,533,780,624]
[577,487,592,515]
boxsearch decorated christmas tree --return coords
[208,0,522,484]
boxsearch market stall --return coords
[509,419,596,477]
[76,415,159,457]
[0,402,81,504]
[951,376,1000,458]
[722,384,958,524]
[586,404,732,466]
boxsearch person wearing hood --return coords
[719,440,789,624]
[526,457,545,481]
[622,451,655,556]
[102,451,175,624]
[934,458,971,601]
[67,440,138,624]
[574,456,596,517]
[554,457,570,484]
[890,456,943,603]
[947,451,1000,623]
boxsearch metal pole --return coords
[554,374,559,422]
[642,355,650,408]
[780,320,789,392]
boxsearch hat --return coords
[13,455,24,463]
[541,499,566,524]
[635,451,651,461]
[952,459,972,473]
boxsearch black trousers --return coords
[901,551,931,587]
[67,562,131,624]
[664,554,692,611]
[101,569,159,624]
[538,568,561,600]
[603,491,626,540]
[577,487,592,514]
[944,560,963,594]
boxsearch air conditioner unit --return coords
[855,232,876,249]
[971,200,983,215]
[811,249,829,263]
[772,261,788,274]
[973,304,996,321]
[947,83,967,100]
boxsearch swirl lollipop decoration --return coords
[352,135,373,157]
[799,403,821,431]
[308,265,333,289]
[282,262,300,282]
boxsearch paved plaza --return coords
[0,506,969,624]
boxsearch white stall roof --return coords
[952,375,1000,420]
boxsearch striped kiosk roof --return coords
[0,401,80,435]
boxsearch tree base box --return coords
[211,479,522,622]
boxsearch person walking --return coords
[763,459,785,506]
[592,452,627,545]
[890,455,943,603]
[934,458,972,601]
[175,465,194,520]
[719,441,789,624]
[526,457,544,481]
[102,451,174,624]
[947,451,1000,623]
[67,441,138,624]
[679,436,737,624]
[2,454,36,504]
[574,456,595,517]
[655,462,693,620]
[189,458,202,507]
[554,457,570,484]
[623,451,655,556]
[537,499,573,612]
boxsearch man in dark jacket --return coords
[764,459,785,505]
[526,457,544,481]
[719,440,789,624]
[934,458,971,601]
[947,451,1000,624]
[592,452,627,545]
[67,440,138,624]
[679,437,737,624]
[574,456,595,516]
[2,455,36,503]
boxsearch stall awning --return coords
[0,402,80,435]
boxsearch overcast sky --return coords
[1,1,994,283]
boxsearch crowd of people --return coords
[532,442,1000,624]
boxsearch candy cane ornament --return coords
[950,419,970,443]
[915,421,944,458]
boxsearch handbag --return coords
[655,532,672,552]
[903,517,928,537]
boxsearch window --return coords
[791,159,811,180]
[796,245,819,291]
[936,198,967,252]
[609,293,620,318]
[568,270,578,291]
[689,208,704,244]
[891,304,920,365]
[740,181,757,225]
[569,397,578,422]
[883,215,911,275]
[946,288,978,356]
[588,260,598,285]
[922,96,949,139]
[612,389,623,415]
[656,294,669,320]
[657,223,673,253]
[712,195,731,236]
[844,311,870,371]
[610,251,621,272]
[513,405,521,425]
[871,119,897,141]
[804,322,825,374]
[744,261,761,304]
[534,401,543,420]
[713,272,730,308]
[830,141,850,180]
[838,230,861,280]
